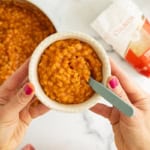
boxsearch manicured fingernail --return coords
[22,144,35,150]
[109,77,118,89]
[24,84,33,95]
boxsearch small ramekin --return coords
[29,32,111,112]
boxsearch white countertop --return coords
[18,0,150,149]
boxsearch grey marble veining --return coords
[81,111,117,150]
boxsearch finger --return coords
[31,99,41,107]
[29,103,50,119]
[90,103,120,125]
[6,83,34,114]
[90,103,112,119]
[107,76,131,103]
[0,98,8,105]
[110,59,147,103]
[2,59,29,92]
[109,107,120,125]
[22,144,35,150]
[18,77,29,89]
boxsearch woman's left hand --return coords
[0,60,49,150]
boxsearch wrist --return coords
[136,146,150,150]
[0,145,16,150]
[136,139,150,150]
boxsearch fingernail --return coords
[109,77,118,89]
[22,144,35,150]
[24,84,33,95]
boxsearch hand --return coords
[91,59,150,150]
[0,60,49,150]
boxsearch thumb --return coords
[6,83,34,113]
[107,76,131,104]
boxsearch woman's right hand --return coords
[91,59,150,150]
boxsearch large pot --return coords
[0,0,56,84]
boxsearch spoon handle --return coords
[89,77,134,117]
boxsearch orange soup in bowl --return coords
[38,39,102,104]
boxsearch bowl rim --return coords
[29,32,111,112]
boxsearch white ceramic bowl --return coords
[29,32,111,112]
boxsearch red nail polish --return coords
[24,84,33,95]
[109,77,118,89]
[22,144,35,150]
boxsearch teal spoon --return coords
[89,77,134,117]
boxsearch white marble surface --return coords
[18,0,150,150]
